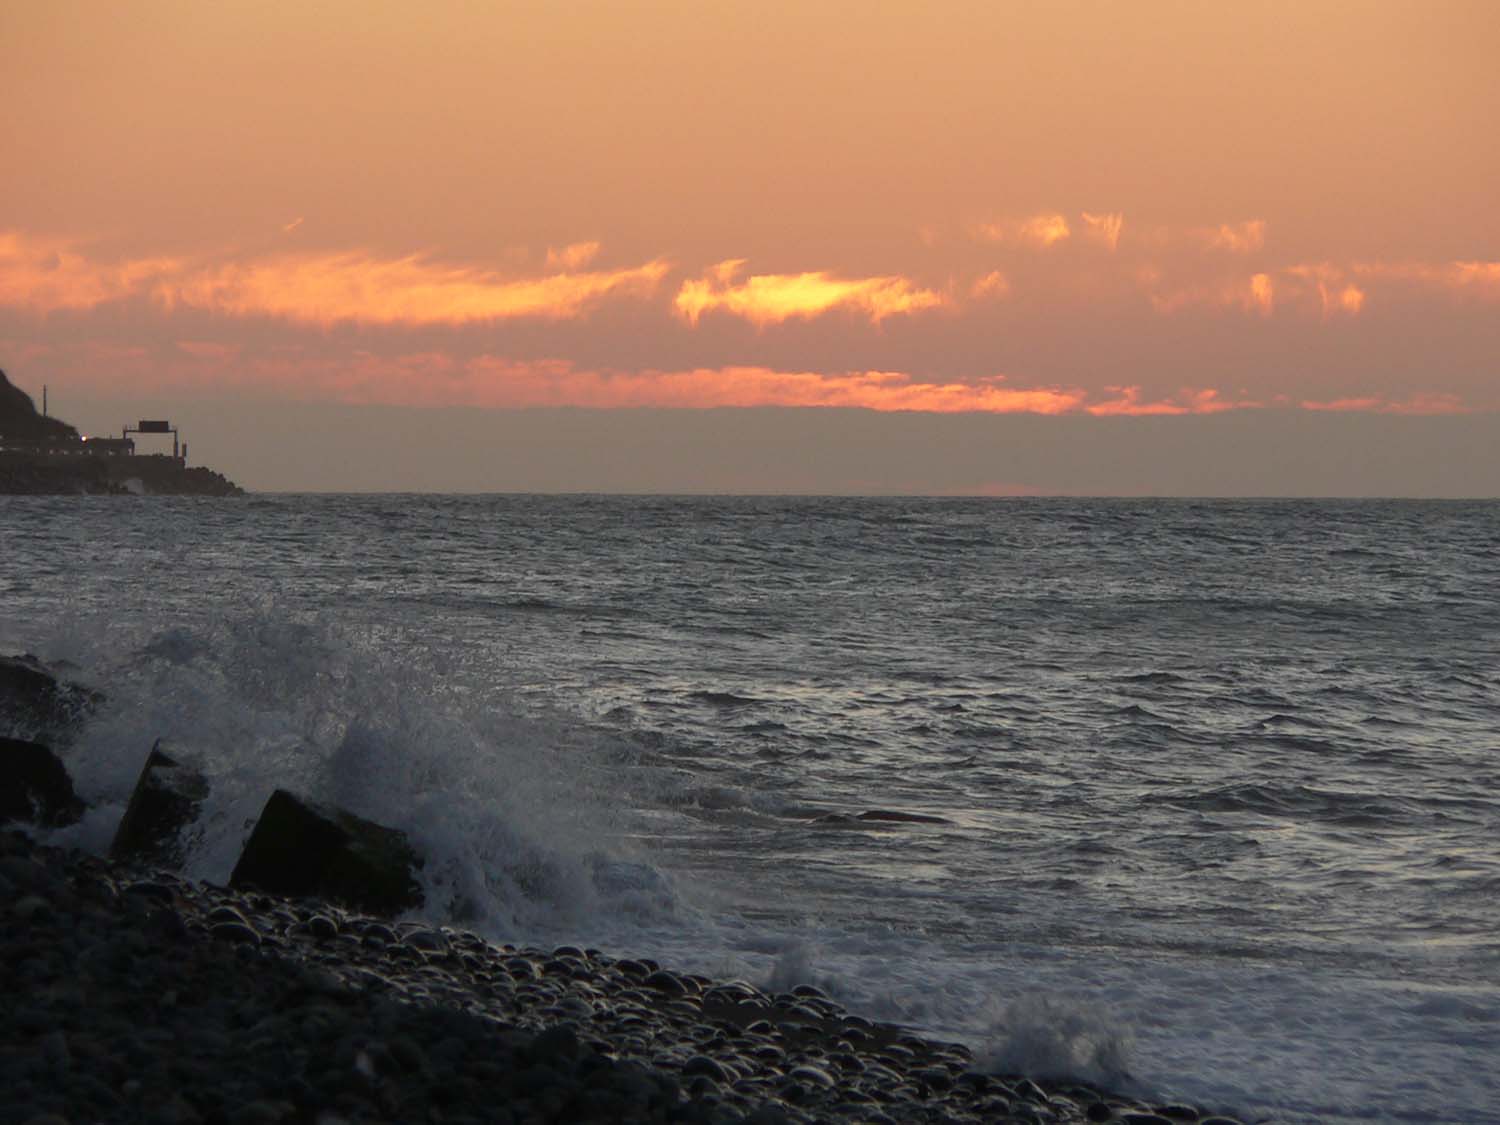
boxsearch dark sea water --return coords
[3,496,1499,1122]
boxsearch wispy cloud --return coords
[970,270,1011,299]
[674,260,944,326]
[973,212,1073,248]
[159,251,670,325]
[1300,393,1468,415]
[1080,211,1124,251]
[0,232,181,312]
[0,231,668,324]
[545,241,601,270]
[1351,259,1500,298]
[1198,220,1267,253]
[1087,387,1259,416]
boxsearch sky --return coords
[2,0,1498,493]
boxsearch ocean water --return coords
[3,495,1498,1123]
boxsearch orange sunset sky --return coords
[3,1,1498,493]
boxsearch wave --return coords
[33,607,685,943]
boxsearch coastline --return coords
[1,829,1237,1125]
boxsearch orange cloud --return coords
[1285,264,1365,318]
[545,241,601,270]
[674,261,944,326]
[1019,213,1071,247]
[1087,386,1258,415]
[1199,220,1267,253]
[972,213,1073,248]
[159,252,670,325]
[1149,274,1281,316]
[1249,272,1275,314]
[1300,393,1468,415]
[0,231,181,312]
[1080,211,1123,251]
[1351,260,1500,298]
[970,270,1012,299]
[0,231,669,324]
[437,360,1087,413]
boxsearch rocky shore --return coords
[2,655,1246,1125]
[0,830,1252,1125]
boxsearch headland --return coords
[0,369,243,496]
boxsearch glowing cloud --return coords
[0,231,668,324]
[970,271,1012,299]
[972,213,1072,247]
[0,232,181,312]
[674,261,944,326]
[1200,220,1267,253]
[1249,272,1275,314]
[1081,212,1124,251]
[1352,260,1500,298]
[1301,393,1467,415]
[1087,387,1258,416]
[545,241,601,270]
[1019,213,1071,247]
[158,252,671,325]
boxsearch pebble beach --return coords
[0,828,1241,1125]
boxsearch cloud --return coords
[1087,386,1259,416]
[1199,220,1267,253]
[1019,213,1071,247]
[972,212,1073,248]
[674,260,944,326]
[158,251,670,325]
[1300,393,1468,415]
[1284,264,1366,318]
[0,230,668,324]
[0,231,181,312]
[1080,211,1123,251]
[1248,272,1275,314]
[970,271,1012,299]
[545,241,601,270]
[1351,259,1500,298]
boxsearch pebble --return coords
[0,828,1231,1125]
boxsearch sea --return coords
[3,495,1498,1123]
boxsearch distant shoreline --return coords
[0,452,244,497]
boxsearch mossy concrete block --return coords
[229,789,424,916]
[110,742,209,867]
[0,736,85,827]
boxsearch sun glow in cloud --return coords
[674,260,944,326]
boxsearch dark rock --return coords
[229,789,423,916]
[0,654,102,741]
[0,737,85,827]
[110,743,209,867]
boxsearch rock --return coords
[229,789,424,916]
[110,742,209,867]
[0,737,85,827]
[0,654,101,741]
